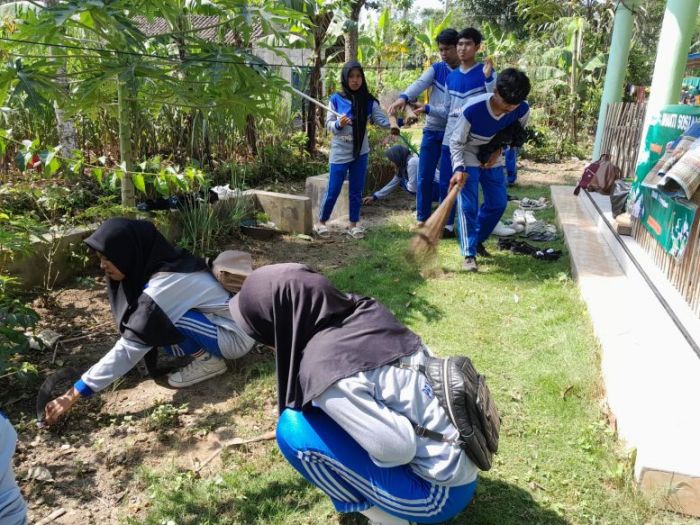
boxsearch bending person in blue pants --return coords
[230,264,478,525]
[0,414,27,525]
[43,218,255,426]
[388,29,459,229]
[449,68,531,273]
[363,144,440,205]
[316,61,390,240]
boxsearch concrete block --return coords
[640,469,700,517]
[306,173,349,222]
[4,224,98,290]
[252,190,312,235]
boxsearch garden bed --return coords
[4,160,693,525]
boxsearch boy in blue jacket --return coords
[449,68,531,272]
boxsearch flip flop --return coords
[346,226,365,239]
[313,224,330,238]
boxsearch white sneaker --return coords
[513,209,537,225]
[491,221,517,236]
[167,354,227,388]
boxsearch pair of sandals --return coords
[497,238,562,261]
[313,224,365,239]
[519,197,549,210]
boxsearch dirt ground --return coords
[2,159,584,525]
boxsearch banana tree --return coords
[526,16,605,143]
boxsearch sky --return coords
[413,0,445,11]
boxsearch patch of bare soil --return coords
[4,160,583,524]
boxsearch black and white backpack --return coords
[398,355,501,471]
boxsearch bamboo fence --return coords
[599,102,647,179]
[607,98,700,317]
[632,192,700,317]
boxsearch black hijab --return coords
[385,144,411,180]
[84,218,207,345]
[341,60,377,159]
[229,263,424,412]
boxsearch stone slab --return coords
[306,173,349,223]
[252,190,312,235]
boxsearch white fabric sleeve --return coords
[427,97,449,120]
[370,101,391,128]
[80,336,153,393]
[326,98,342,134]
[402,67,435,101]
[485,70,497,93]
[314,377,417,467]
[519,108,530,128]
[407,156,419,193]
[373,175,402,200]
[449,114,472,171]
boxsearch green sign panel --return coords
[639,188,697,260]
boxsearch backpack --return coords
[398,355,501,471]
[574,154,622,196]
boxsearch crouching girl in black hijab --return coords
[229,263,477,525]
[44,218,255,425]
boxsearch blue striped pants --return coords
[276,408,476,523]
[164,310,223,358]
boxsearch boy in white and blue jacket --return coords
[449,68,531,272]
[318,61,390,239]
[388,29,459,226]
[425,27,496,233]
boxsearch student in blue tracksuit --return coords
[388,29,459,229]
[43,219,255,426]
[418,27,496,235]
[316,61,390,240]
[449,68,531,273]
[0,413,27,525]
[362,144,440,205]
[230,264,478,525]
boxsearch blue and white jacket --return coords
[75,271,255,396]
[450,93,530,170]
[400,62,455,132]
[326,93,390,164]
[425,63,496,146]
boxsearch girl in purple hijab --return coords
[230,263,478,525]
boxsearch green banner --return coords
[640,188,697,259]
[636,104,700,181]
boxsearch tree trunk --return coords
[245,114,258,156]
[117,70,135,207]
[344,1,366,61]
[306,12,333,155]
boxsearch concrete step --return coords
[552,185,700,517]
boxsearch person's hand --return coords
[388,98,406,115]
[337,114,352,128]
[483,57,494,78]
[482,148,502,168]
[362,195,375,205]
[449,170,467,191]
[44,387,80,426]
[411,102,426,115]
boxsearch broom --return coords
[408,183,462,261]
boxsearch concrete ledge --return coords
[4,224,98,289]
[306,173,349,223]
[251,190,312,235]
[552,185,700,516]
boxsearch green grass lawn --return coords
[130,186,693,525]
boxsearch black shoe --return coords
[443,227,456,239]
[462,256,478,272]
[476,242,491,257]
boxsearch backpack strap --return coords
[393,361,463,447]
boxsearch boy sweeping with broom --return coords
[449,68,531,272]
